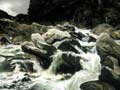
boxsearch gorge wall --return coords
[28,0,120,27]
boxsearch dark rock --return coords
[102,56,118,69]
[99,67,120,90]
[0,59,12,72]
[49,51,82,74]
[80,81,116,90]
[11,60,35,72]
[53,38,81,53]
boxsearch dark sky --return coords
[0,0,30,16]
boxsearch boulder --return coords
[42,28,71,44]
[53,38,81,53]
[96,33,120,90]
[22,33,57,69]
[80,81,116,90]
[99,67,120,90]
[96,33,120,63]
[92,24,114,35]
[0,45,31,72]
[48,51,82,74]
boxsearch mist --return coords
[0,0,30,16]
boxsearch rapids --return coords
[0,27,102,90]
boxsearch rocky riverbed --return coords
[0,15,120,90]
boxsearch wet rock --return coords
[102,56,118,69]
[0,35,12,45]
[99,67,120,90]
[0,73,31,90]
[11,60,35,73]
[80,81,116,90]
[42,28,71,44]
[92,24,114,35]
[96,33,120,63]
[0,45,31,72]
[0,59,12,72]
[53,38,81,53]
[22,33,57,69]
[48,51,82,74]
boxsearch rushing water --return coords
[29,27,101,90]
[0,27,102,90]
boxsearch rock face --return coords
[28,0,120,27]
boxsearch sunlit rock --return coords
[42,28,71,44]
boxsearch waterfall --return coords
[51,47,101,90]
[29,27,102,90]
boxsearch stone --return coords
[0,59,12,72]
[48,51,82,74]
[22,33,57,69]
[102,56,118,69]
[11,60,35,73]
[31,33,57,55]
[96,33,120,63]
[53,38,81,53]
[80,81,116,90]
[99,67,120,90]
[42,28,71,44]
[92,24,114,35]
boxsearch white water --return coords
[31,45,101,90]
[0,27,101,90]
[53,48,101,90]
[29,27,102,90]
